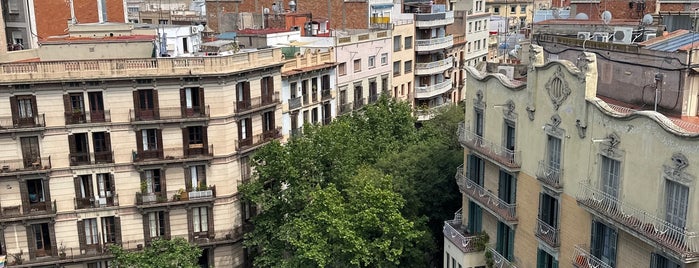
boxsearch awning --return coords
[371,3,393,9]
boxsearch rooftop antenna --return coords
[641,13,653,26]
[601,10,612,25]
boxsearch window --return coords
[27,178,46,204]
[312,108,318,124]
[368,56,376,68]
[11,95,38,126]
[496,222,515,261]
[238,118,251,140]
[510,5,516,13]
[665,180,688,229]
[591,220,617,267]
[404,36,413,49]
[547,135,562,171]
[143,169,162,194]
[322,75,330,90]
[493,6,500,13]
[393,61,401,76]
[187,165,207,191]
[404,60,412,73]
[474,109,484,136]
[148,211,167,238]
[353,59,361,72]
[31,223,52,257]
[236,81,251,109]
[498,170,516,204]
[8,0,20,14]
[302,79,309,104]
[538,192,559,234]
[68,133,90,165]
[446,252,450,268]
[187,126,203,145]
[338,63,346,76]
[381,76,388,93]
[87,92,105,121]
[261,76,275,104]
[504,121,515,150]
[137,89,156,110]
[521,6,526,13]
[468,42,471,52]
[88,261,110,268]
[651,253,681,268]
[192,207,209,233]
[381,53,388,65]
[182,87,203,109]
[303,110,309,124]
[262,111,275,133]
[290,82,297,98]
[20,136,40,168]
[468,22,473,33]
[83,218,99,245]
[537,249,558,268]
[600,156,621,198]
[393,35,401,51]
[467,201,482,233]
[101,216,118,244]
[467,154,484,185]
[141,129,159,151]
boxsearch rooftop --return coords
[39,35,156,44]
[236,28,295,35]
[534,19,644,26]
[640,30,699,52]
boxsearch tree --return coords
[108,237,202,268]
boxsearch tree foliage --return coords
[108,237,202,268]
[241,96,464,267]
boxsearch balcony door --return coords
[31,223,53,257]
[186,165,207,192]
[134,89,158,120]
[236,82,251,110]
[547,135,561,171]
[137,129,163,159]
[142,169,163,195]
[64,93,86,124]
[665,180,689,230]
[498,170,516,205]
[10,95,38,127]
[600,156,621,199]
[261,76,274,104]
[92,132,112,163]
[467,201,482,234]
[68,133,90,165]
[467,154,484,185]
[180,87,205,117]
[496,222,515,261]
[20,136,40,168]
[591,220,617,268]
[88,92,106,122]
[539,193,559,229]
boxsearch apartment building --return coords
[0,25,283,268]
[281,48,337,140]
[402,1,457,120]
[444,45,699,268]
[390,18,417,105]
[2,0,126,50]
[452,0,490,68]
[485,0,541,30]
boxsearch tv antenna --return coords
[601,11,613,25]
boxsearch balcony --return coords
[289,96,302,110]
[353,98,366,110]
[415,57,453,76]
[69,151,114,166]
[64,110,111,124]
[487,246,517,268]
[572,244,612,268]
[75,195,118,209]
[457,122,521,170]
[133,145,214,163]
[415,11,454,27]
[369,94,379,104]
[291,127,303,138]
[0,114,45,131]
[415,79,452,99]
[339,102,353,115]
[415,35,454,52]
[535,218,560,248]
[236,93,281,114]
[0,156,51,176]
[576,183,698,262]
[0,200,56,222]
[136,185,216,206]
[536,160,563,191]
[322,89,332,100]
[443,210,482,253]
[129,105,210,122]
[238,128,282,151]
[455,165,517,225]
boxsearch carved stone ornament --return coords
[575,119,587,139]
[601,133,621,157]
[663,153,693,184]
[502,100,516,121]
[545,114,564,137]
[526,106,535,121]
[545,66,572,111]
[473,89,485,110]
[575,52,593,82]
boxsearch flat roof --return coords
[641,30,699,52]
[40,34,156,44]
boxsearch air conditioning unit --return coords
[613,27,633,44]
[577,32,591,40]
[191,26,200,34]
[497,66,514,80]
[644,33,657,41]
[593,32,610,42]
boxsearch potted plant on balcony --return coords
[197,182,208,192]
[484,250,494,268]
[71,108,84,123]
[10,250,23,265]
[474,231,489,251]
[179,188,188,201]
[59,242,67,259]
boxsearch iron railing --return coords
[238,128,282,150]
[457,122,521,169]
[236,93,281,113]
[487,246,517,268]
[69,151,114,166]
[289,96,302,110]
[340,102,353,114]
[322,89,332,100]
[129,105,210,121]
[535,218,560,248]
[136,186,216,205]
[133,145,213,162]
[353,98,366,109]
[576,182,698,260]
[75,195,118,209]
[0,113,45,129]
[0,156,51,173]
[64,109,111,124]
[536,160,562,189]
[443,209,481,253]
[571,244,612,268]
[455,165,517,222]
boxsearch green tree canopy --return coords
[108,237,202,268]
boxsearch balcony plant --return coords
[484,250,494,268]
[197,182,208,191]
[10,250,23,265]
[59,241,67,259]
[474,231,489,251]
[140,181,148,194]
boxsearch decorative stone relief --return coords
[502,100,516,121]
[575,119,587,139]
[663,153,693,184]
[545,114,565,138]
[600,133,622,158]
[545,66,572,111]
[525,106,535,121]
[575,52,594,82]
[529,45,544,71]
[473,89,485,110]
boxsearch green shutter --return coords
[537,249,544,268]
[508,227,515,261]
[553,258,558,268]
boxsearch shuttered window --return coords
[601,156,621,198]
[665,180,689,229]
[192,207,209,233]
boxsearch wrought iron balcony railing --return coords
[353,98,366,109]
[288,96,302,110]
[133,145,213,162]
[340,102,353,114]
[129,105,210,122]
[535,218,560,248]
[322,89,332,100]
[136,186,216,206]
[576,182,698,261]
[64,109,111,124]
[572,244,612,268]
[455,165,517,223]
[75,195,118,209]
[458,122,521,169]
[443,209,482,253]
[0,114,45,129]
[0,156,51,174]
[69,151,114,166]
[536,160,563,190]
[238,128,282,150]
[487,246,517,268]
[236,93,281,113]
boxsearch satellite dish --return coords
[263,8,270,14]
[642,14,653,26]
[601,11,613,24]
[575,13,589,20]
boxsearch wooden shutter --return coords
[77,220,86,250]
[132,91,140,115]
[104,132,112,152]
[68,134,77,155]
[109,173,116,194]
[30,96,38,119]
[74,176,83,200]
[163,211,171,239]
[9,96,18,124]
[182,127,190,156]
[185,167,192,191]
[152,90,160,118]
[114,217,122,244]
[142,214,151,244]
[198,166,206,185]
[237,120,243,143]
[609,228,617,267]
[26,224,36,259]
[159,169,167,193]
[198,87,205,110]
[207,206,214,237]
[63,94,71,116]
[19,181,29,213]
[201,126,208,154]
[187,208,194,241]
[245,118,252,138]
[156,130,163,153]
[243,82,250,101]
[180,88,187,115]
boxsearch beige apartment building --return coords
[0,28,284,268]
[390,19,416,105]
[444,45,699,268]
